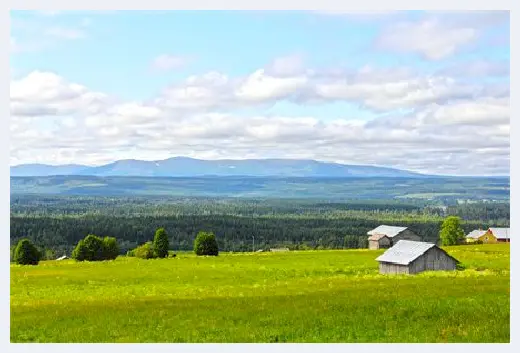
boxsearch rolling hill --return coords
[10,157,424,178]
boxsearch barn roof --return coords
[489,227,510,240]
[368,233,390,241]
[466,229,487,239]
[376,240,437,265]
[367,225,408,237]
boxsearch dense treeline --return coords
[10,196,509,256]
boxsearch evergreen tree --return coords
[153,228,169,258]
[13,239,40,265]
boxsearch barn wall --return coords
[379,237,391,248]
[394,229,422,242]
[379,262,409,275]
[478,231,498,244]
[409,247,457,274]
[368,240,379,250]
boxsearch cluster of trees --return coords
[12,228,220,266]
[127,228,171,259]
[72,234,119,261]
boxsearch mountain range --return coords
[10,157,425,178]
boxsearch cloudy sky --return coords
[10,10,510,176]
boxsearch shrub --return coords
[134,242,155,259]
[153,228,169,258]
[102,236,119,260]
[194,231,219,256]
[13,239,40,265]
[72,239,88,261]
[72,234,119,261]
[456,263,467,271]
[126,249,135,257]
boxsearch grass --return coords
[10,244,510,343]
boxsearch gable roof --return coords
[466,229,487,239]
[367,225,408,238]
[488,228,510,240]
[376,240,442,265]
[368,233,390,241]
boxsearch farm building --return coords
[469,227,511,244]
[270,248,290,252]
[486,228,510,243]
[367,225,421,249]
[376,240,459,275]
[466,229,487,243]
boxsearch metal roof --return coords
[489,228,510,240]
[376,240,436,265]
[367,225,408,238]
[466,229,487,239]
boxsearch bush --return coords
[102,236,119,260]
[13,239,40,265]
[126,249,135,257]
[72,239,88,261]
[72,234,119,261]
[134,242,156,259]
[153,228,169,258]
[456,263,466,271]
[194,231,219,256]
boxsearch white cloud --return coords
[375,11,508,61]
[45,27,86,39]
[9,61,510,175]
[151,54,190,71]
[376,19,477,60]
[264,54,306,77]
[438,60,510,78]
[10,71,109,117]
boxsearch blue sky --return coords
[10,10,510,175]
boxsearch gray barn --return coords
[367,225,421,249]
[376,240,459,275]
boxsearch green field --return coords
[10,244,510,343]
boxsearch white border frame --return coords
[4,1,516,352]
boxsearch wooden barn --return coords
[486,228,510,243]
[376,240,459,275]
[367,225,421,249]
[467,227,511,244]
[466,229,487,243]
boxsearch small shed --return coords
[367,225,421,249]
[376,240,459,275]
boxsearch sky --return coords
[9,10,510,176]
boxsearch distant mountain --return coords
[9,163,89,177]
[10,157,425,178]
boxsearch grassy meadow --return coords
[10,244,510,343]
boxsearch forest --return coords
[10,195,510,257]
